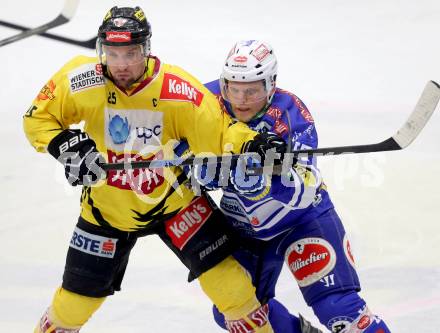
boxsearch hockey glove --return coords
[229,156,266,195]
[48,129,106,186]
[241,132,287,163]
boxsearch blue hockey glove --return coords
[48,129,106,186]
[229,155,266,195]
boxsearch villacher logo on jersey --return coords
[159,73,204,107]
[165,196,212,250]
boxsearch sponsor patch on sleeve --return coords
[37,80,56,101]
[69,227,118,258]
[159,73,204,107]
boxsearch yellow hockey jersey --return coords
[23,55,256,232]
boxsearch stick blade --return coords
[61,0,80,20]
[393,80,440,149]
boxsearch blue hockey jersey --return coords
[205,79,334,240]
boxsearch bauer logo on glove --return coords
[48,129,106,186]
[58,131,91,155]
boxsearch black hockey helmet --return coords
[98,6,152,46]
[96,6,152,66]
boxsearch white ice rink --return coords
[1,0,439,332]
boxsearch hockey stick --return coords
[0,0,80,47]
[101,80,440,173]
[0,19,96,48]
[249,79,440,175]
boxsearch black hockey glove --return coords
[47,129,106,186]
[241,132,287,163]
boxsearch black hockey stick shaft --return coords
[0,20,96,49]
[100,141,394,173]
[101,80,440,173]
[0,0,79,47]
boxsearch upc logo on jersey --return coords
[69,227,118,258]
[159,73,204,107]
[105,108,164,151]
[165,196,212,250]
[136,125,162,144]
[285,237,336,287]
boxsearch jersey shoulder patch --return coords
[67,62,105,94]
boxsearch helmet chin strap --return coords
[247,103,270,122]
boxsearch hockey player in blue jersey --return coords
[193,40,392,333]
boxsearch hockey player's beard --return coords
[110,66,146,89]
[113,70,145,89]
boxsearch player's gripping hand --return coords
[48,129,106,186]
[241,132,287,162]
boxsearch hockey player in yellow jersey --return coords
[24,6,289,333]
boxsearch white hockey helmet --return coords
[220,40,278,105]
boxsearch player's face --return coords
[104,45,146,89]
[226,80,268,123]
